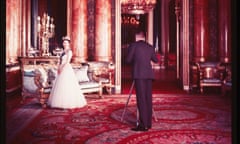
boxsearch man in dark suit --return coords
[126,31,159,131]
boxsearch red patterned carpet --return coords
[7,94,231,144]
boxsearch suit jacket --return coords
[126,40,159,79]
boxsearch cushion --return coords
[225,81,232,87]
[79,81,100,89]
[23,66,39,93]
[200,62,218,68]
[24,70,35,77]
[98,78,109,83]
[23,76,38,93]
[48,67,58,79]
[202,78,222,83]
[74,65,90,82]
[23,66,36,77]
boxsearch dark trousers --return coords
[134,79,152,128]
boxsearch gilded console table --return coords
[19,56,60,65]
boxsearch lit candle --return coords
[50,18,55,33]
[37,16,41,32]
[43,13,47,19]
[46,16,50,29]
[50,24,55,33]
[50,18,54,24]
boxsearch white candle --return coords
[37,16,41,32]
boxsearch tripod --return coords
[121,81,158,125]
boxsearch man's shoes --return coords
[147,126,152,129]
[131,126,148,132]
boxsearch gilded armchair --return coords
[192,62,226,93]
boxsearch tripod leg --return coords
[152,108,158,122]
[136,107,158,125]
[136,108,139,126]
[126,81,158,125]
[121,81,135,122]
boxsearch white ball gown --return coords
[48,50,87,109]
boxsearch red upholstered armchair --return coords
[192,62,226,93]
[221,64,232,96]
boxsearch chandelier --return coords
[121,0,157,14]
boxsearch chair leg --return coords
[221,85,231,97]
[99,87,103,98]
[39,93,49,108]
[200,86,203,94]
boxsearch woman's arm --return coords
[66,50,72,63]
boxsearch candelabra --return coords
[37,13,55,56]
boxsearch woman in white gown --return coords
[48,36,87,109]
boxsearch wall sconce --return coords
[121,0,157,14]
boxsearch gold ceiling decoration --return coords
[121,0,157,14]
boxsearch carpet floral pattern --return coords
[7,94,231,144]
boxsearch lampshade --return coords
[121,0,157,14]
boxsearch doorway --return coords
[120,0,183,94]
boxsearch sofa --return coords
[73,61,115,95]
[86,61,115,94]
[20,60,113,107]
[72,63,103,98]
